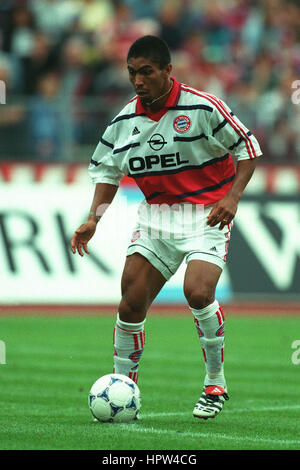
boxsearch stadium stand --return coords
[0,0,299,163]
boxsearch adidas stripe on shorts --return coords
[127,200,233,280]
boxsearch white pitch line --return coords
[142,403,300,418]
[119,425,300,447]
[116,404,300,447]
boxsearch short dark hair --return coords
[127,35,171,69]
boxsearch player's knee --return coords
[118,296,147,323]
[184,287,214,310]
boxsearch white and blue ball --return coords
[88,373,141,423]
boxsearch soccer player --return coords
[71,36,262,420]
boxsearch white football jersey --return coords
[89,78,262,205]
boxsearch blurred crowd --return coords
[0,0,300,162]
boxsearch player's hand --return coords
[206,195,238,230]
[71,221,97,257]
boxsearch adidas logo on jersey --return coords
[132,127,140,135]
[210,246,217,252]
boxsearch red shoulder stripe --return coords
[181,85,256,159]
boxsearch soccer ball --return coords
[88,373,141,423]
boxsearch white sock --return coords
[190,300,226,389]
[113,314,145,383]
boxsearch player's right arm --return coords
[71,115,124,257]
[71,183,118,257]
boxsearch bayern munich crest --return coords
[173,115,191,133]
[131,231,141,243]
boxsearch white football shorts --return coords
[126,200,233,280]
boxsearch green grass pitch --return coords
[0,313,300,450]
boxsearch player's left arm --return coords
[206,157,259,230]
[206,98,262,230]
